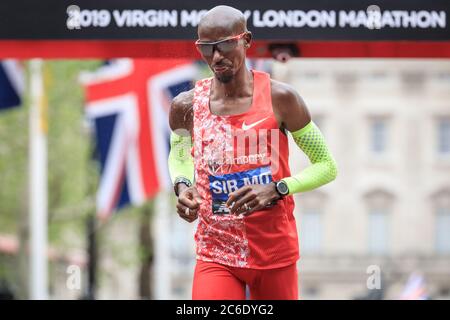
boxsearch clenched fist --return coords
[176,185,202,223]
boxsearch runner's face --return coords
[197,27,250,83]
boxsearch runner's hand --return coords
[226,184,280,215]
[176,186,202,223]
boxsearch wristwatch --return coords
[274,180,289,198]
[173,176,192,197]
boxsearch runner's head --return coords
[196,6,252,83]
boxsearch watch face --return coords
[277,181,289,195]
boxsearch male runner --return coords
[168,5,338,300]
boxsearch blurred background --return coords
[1,0,450,300]
[1,57,449,300]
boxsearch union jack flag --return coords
[82,59,197,219]
[0,59,24,111]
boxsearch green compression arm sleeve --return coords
[168,132,194,184]
[282,121,338,195]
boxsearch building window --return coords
[437,118,450,155]
[368,208,389,255]
[432,189,450,255]
[436,207,450,254]
[299,192,326,255]
[301,208,322,254]
[365,190,394,256]
[370,118,388,154]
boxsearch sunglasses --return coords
[195,32,248,57]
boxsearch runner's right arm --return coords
[169,89,201,223]
[168,132,194,187]
[168,89,195,192]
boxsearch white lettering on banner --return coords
[401,11,416,28]
[67,7,447,30]
[113,10,177,27]
[339,10,446,29]
[253,10,336,28]
[180,10,208,27]
[380,11,394,29]
[80,10,110,28]
[113,10,127,27]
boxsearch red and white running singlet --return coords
[192,70,299,269]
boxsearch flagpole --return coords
[29,59,48,300]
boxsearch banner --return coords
[0,0,449,41]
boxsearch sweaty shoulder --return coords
[169,88,195,135]
[270,79,311,132]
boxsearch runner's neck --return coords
[212,67,253,99]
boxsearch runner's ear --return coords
[244,32,252,48]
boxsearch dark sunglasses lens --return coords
[197,44,214,56]
[217,39,238,53]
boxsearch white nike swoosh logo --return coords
[242,116,269,130]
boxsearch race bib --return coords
[208,166,273,214]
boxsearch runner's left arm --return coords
[282,121,337,195]
[274,81,338,195]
